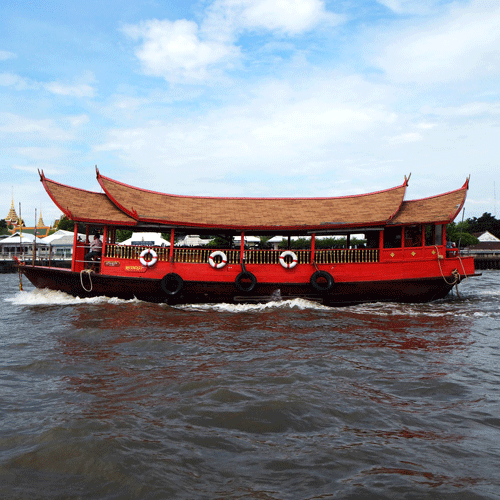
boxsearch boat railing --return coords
[315,248,379,264]
[105,244,170,262]
[104,245,379,265]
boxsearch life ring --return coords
[235,271,257,292]
[209,251,227,269]
[279,250,298,269]
[139,248,158,267]
[160,273,183,296]
[310,271,334,292]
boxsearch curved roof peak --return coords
[96,170,408,231]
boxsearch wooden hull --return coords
[17,261,473,306]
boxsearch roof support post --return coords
[169,228,175,262]
[71,223,78,272]
[310,233,316,264]
[379,230,384,250]
[240,231,245,264]
[102,226,108,258]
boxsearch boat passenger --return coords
[85,233,102,268]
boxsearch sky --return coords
[1,0,499,227]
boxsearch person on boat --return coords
[85,233,102,268]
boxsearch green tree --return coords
[57,216,86,234]
[206,235,233,248]
[446,221,479,247]
[116,229,133,242]
[466,212,500,238]
[0,219,8,235]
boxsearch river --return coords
[1,271,499,499]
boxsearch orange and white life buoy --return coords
[279,250,298,269]
[139,248,158,267]
[209,251,227,269]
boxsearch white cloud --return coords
[66,114,90,127]
[43,71,97,98]
[374,0,500,84]
[123,18,239,83]
[0,113,76,141]
[0,50,16,60]
[386,131,423,144]
[375,0,439,15]
[0,72,32,90]
[44,82,95,98]
[421,101,500,117]
[123,0,342,83]
[16,146,67,161]
[94,73,399,195]
[205,0,342,36]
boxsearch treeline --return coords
[447,212,500,246]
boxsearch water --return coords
[1,271,499,499]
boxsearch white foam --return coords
[5,288,141,307]
[174,298,331,313]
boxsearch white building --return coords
[119,232,170,246]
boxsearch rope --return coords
[434,245,460,286]
[457,253,468,284]
[80,269,94,292]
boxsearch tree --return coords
[0,219,8,235]
[57,216,86,234]
[446,221,479,247]
[466,212,500,238]
[206,235,233,248]
[116,229,133,242]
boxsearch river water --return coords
[1,271,499,499]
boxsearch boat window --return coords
[383,227,402,248]
[404,225,422,247]
[435,224,443,246]
[365,231,380,249]
[424,225,434,246]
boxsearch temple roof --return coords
[390,179,469,225]
[40,173,136,226]
[97,170,408,231]
[38,169,469,232]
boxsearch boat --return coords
[15,168,478,305]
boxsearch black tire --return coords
[235,271,257,292]
[310,271,334,292]
[160,273,184,295]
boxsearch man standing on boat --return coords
[85,233,102,268]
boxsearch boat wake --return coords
[5,288,142,307]
[174,298,331,313]
[6,289,329,312]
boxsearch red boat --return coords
[16,169,478,305]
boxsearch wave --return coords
[5,288,142,307]
[174,298,331,313]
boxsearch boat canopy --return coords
[38,169,469,232]
[390,179,469,225]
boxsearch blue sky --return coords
[2,0,499,226]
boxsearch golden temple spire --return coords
[6,193,19,224]
[37,208,45,228]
